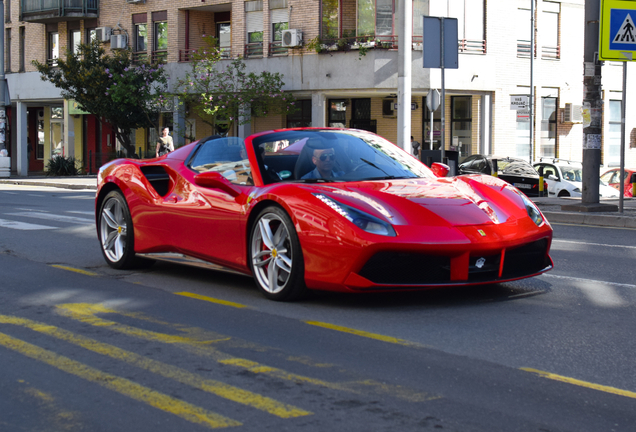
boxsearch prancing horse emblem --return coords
[475,257,486,269]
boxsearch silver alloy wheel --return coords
[100,197,128,263]
[251,213,293,294]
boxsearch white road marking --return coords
[0,218,56,230]
[552,239,636,250]
[5,212,93,225]
[544,274,636,289]
[67,210,95,215]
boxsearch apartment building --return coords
[4,0,636,175]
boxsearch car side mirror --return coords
[430,162,450,177]
[194,171,241,197]
[548,174,558,181]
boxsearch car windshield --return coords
[560,167,582,182]
[251,129,435,184]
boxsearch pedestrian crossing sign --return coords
[600,0,636,61]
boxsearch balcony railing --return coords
[151,50,168,64]
[132,52,149,64]
[179,47,231,62]
[244,42,264,58]
[269,41,288,57]
[542,45,560,60]
[21,0,99,23]
[517,40,560,60]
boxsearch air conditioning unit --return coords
[110,34,128,50]
[281,29,302,47]
[563,103,582,123]
[95,27,112,42]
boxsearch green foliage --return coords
[45,156,81,176]
[306,36,324,53]
[33,42,168,156]
[172,36,297,134]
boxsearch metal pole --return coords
[529,0,535,163]
[619,61,627,213]
[396,0,412,152]
[440,18,445,161]
[0,0,6,152]
[582,0,602,205]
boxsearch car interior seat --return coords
[293,143,318,179]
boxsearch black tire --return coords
[249,206,307,301]
[97,190,143,269]
[557,190,570,197]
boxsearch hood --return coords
[314,175,526,227]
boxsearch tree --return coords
[33,41,168,156]
[172,36,297,135]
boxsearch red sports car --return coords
[96,128,553,301]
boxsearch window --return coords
[152,11,168,63]
[286,100,312,128]
[5,0,10,23]
[245,0,263,57]
[542,2,560,59]
[444,0,484,52]
[451,96,472,157]
[217,22,231,58]
[270,0,288,42]
[5,29,10,72]
[70,30,81,55]
[350,98,376,133]
[133,14,148,63]
[516,6,532,57]
[321,0,339,38]
[376,0,393,39]
[608,100,621,166]
[515,94,531,159]
[48,32,59,66]
[19,27,24,72]
[540,97,557,158]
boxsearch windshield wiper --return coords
[359,158,393,177]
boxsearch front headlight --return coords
[313,194,396,236]
[573,187,581,193]
[518,192,544,226]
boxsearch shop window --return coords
[350,99,376,133]
[451,96,472,158]
[328,99,347,128]
[286,100,311,128]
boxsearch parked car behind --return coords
[458,155,547,197]
[600,167,636,198]
[534,159,619,198]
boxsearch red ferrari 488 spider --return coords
[96,128,553,301]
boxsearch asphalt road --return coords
[1,184,635,431]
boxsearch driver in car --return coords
[301,146,345,179]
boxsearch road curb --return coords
[542,211,636,228]
[0,179,97,190]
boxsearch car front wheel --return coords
[98,190,141,269]
[249,206,306,301]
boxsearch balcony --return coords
[21,0,99,23]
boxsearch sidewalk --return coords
[1,175,635,228]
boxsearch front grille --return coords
[359,252,451,284]
[501,239,550,279]
[468,253,501,282]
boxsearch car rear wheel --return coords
[98,190,142,269]
[249,206,306,301]
[557,190,570,197]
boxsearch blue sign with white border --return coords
[609,9,636,51]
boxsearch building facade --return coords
[4,0,636,175]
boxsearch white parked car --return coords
[533,159,619,198]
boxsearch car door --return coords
[167,138,252,269]
[534,163,557,196]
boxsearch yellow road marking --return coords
[175,292,248,309]
[521,368,636,400]
[0,315,310,418]
[55,303,438,402]
[0,332,241,429]
[305,321,427,348]
[21,386,83,430]
[50,265,99,277]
